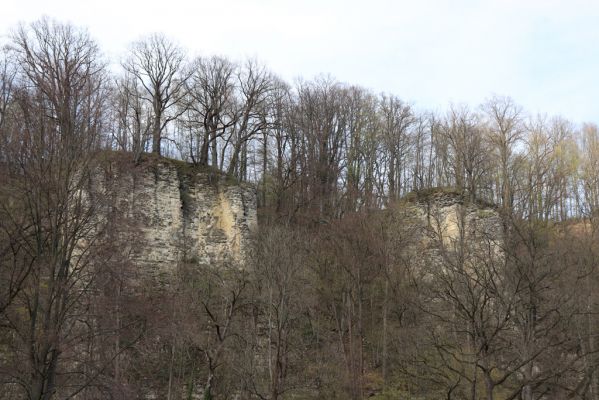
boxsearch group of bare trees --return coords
[259,89,590,224]
[111,36,275,180]
[2,18,599,400]
[0,18,107,399]
[0,18,579,226]
[0,19,146,399]
[24,18,581,226]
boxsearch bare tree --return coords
[250,225,313,399]
[123,33,189,156]
[482,96,523,215]
[0,46,16,133]
[185,55,236,166]
[441,105,490,201]
[379,94,415,202]
[0,18,108,399]
[112,74,153,162]
[0,45,25,317]
[226,59,274,180]
[580,124,599,220]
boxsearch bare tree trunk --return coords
[382,279,389,387]
[152,111,161,155]
[167,343,176,400]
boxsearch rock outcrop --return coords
[398,188,504,268]
[408,189,501,244]
[98,157,257,282]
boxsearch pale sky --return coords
[2,0,598,123]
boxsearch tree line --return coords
[2,19,595,223]
[2,17,599,400]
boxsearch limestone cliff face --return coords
[101,159,257,281]
[412,191,501,246]
[398,190,503,266]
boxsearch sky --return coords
[1,0,598,123]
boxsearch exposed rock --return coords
[397,188,504,268]
[408,189,500,243]
[97,157,257,283]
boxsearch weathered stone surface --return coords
[407,190,501,246]
[99,158,257,281]
[397,189,504,269]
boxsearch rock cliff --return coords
[398,189,504,267]
[98,157,257,282]
[407,189,501,244]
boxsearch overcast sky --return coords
[2,0,598,123]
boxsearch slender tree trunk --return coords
[382,279,389,387]
[210,128,218,168]
[167,343,176,400]
[484,371,494,400]
[152,112,161,155]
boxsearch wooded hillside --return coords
[1,18,599,400]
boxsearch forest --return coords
[1,18,599,400]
